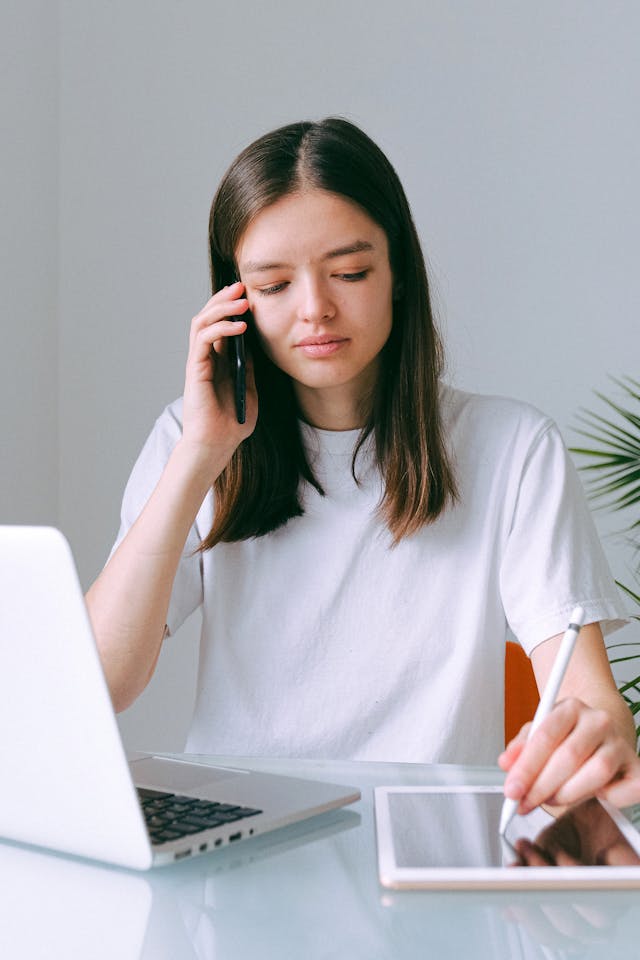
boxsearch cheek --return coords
[250,308,287,362]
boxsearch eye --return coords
[335,270,369,282]
[257,282,289,296]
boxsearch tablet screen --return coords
[386,790,640,870]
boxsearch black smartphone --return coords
[230,315,246,424]
[229,272,247,424]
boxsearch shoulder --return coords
[122,397,185,495]
[439,383,555,449]
[438,385,568,491]
[156,396,185,435]
[139,396,185,456]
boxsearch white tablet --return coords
[375,785,640,889]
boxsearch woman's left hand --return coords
[498,697,640,814]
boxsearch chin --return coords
[293,368,362,391]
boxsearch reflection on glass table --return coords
[3,757,640,960]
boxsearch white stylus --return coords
[499,605,586,836]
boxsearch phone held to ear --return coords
[229,273,247,424]
[230,317,246,425]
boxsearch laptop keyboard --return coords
[137,787,262,846]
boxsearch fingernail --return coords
[505,778,525,800]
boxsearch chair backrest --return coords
[505,641,539,746]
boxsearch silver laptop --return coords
[0,525,360,870]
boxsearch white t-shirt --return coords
[111,386,627,764]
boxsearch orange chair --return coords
[505,640,540,746]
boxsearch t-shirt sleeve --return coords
[108,400,205,636]
[499,419,629,655]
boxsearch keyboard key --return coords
[181,814,226,829]
[164,803,193,816]
[143,802,173,814]
[137,788,174,800]
[151,829,183,844]
[207,811,243,823]
[146,815,171,828]
[169,821,205,836]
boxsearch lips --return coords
[294,335,349,358]
[295,334,347,347]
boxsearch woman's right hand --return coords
[181,281,257,468]
[86,281,258,712]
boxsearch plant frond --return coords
[618,677,640,696]
[572,417,640,456]
[570,378,640,744]
[581,393,640,444]
[594,391,640,433]
[617,581,640,607]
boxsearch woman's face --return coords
[235,188,394,424]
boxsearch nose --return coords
[297,273,336,324]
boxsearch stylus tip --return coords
[499,796,519,835]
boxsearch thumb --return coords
[498,721,532,770]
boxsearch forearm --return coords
[532,623,638,754]
[86,438,228,711]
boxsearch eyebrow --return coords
[241,239,375,275]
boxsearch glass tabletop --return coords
[2,755,640,959]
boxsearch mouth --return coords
[294,335,349,358]
[295,334,348,347]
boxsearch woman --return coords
[86,117,640,816]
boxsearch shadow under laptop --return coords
[0,807,360,960]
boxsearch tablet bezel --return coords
[374,784,640,889]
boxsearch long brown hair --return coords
[201,117,457,549]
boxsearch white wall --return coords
[6,2,640,749]
[1,2,58,524]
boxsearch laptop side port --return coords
[175,848,192,860]
[229,832,242,842]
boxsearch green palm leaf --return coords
[570,377,640,526]
[571,377,640,751]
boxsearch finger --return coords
[498,723,531,770]
[514,838,554,866]
[600,840,640,866]
[190,303,249,352]
[189,289,248,346]
[503,699,580,808]
[550,744,622,808]
[189,318,248,365]
[209,319,248,357]
[190,280,245,320]
[198,279,245,314]
[536,733,639,810]
[596,755,640,807]
[513,706,613,812]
